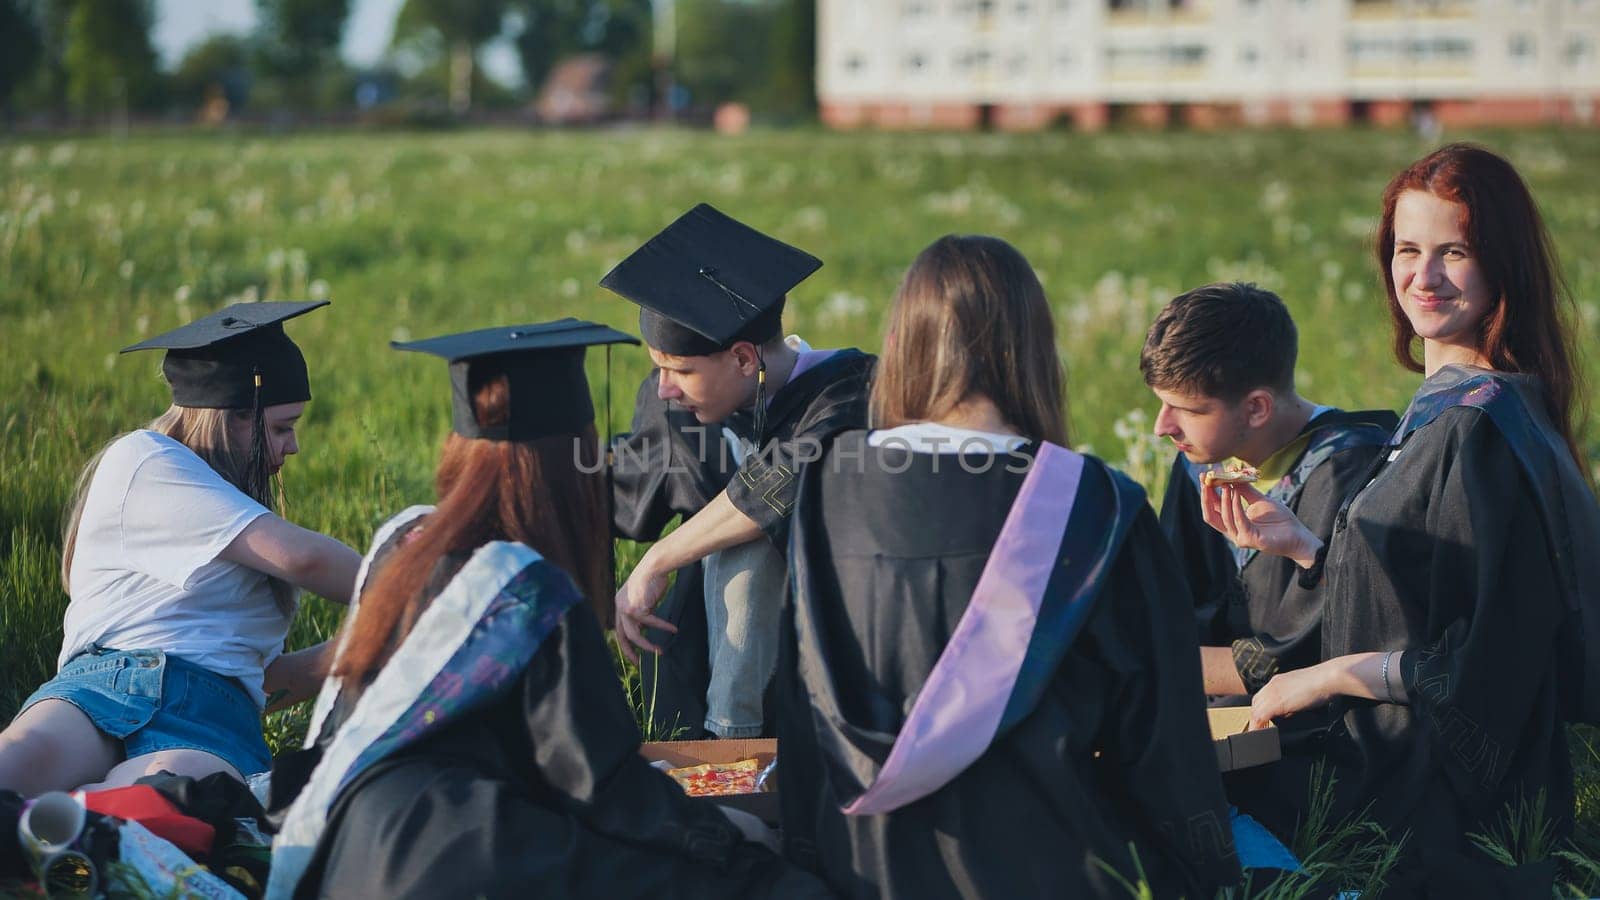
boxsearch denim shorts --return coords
[17,647,271,777]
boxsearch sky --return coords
[152,0,526,85]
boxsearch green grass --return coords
[2,125,1599,895]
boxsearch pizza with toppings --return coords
[1200,462,1260,489]
[665,758,764,797]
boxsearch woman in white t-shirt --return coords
[0,301,361,795]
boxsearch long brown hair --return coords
[870,234,1068,446]
[333,371,610,686]
[1376,142,1589,473]
[62,405,295,612]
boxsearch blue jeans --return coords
[702,538,786,738]
[17,646,271,777]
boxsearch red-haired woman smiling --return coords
[1205,144,1600,894]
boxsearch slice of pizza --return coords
[666,758,764,797]
[1200,462,1261,489]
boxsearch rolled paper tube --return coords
[18,793,97,899]
[17,792,86,856]
[38,849,97,899]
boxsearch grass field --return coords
[3,125,1599,892]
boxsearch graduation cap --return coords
[121,300,328,409]
[392,318,640,442]
[599,203,823,357]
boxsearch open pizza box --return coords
[1208,707,1280,772]
[640,712,1273,824]
[640,738,780,824]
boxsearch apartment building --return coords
[816,0,1600,128]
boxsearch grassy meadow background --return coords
[2,127,1599,889]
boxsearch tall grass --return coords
[2,128,1597,887]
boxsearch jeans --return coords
[701,537,786,738]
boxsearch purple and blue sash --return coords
[840,443,1143,815]
[269,532,582,899]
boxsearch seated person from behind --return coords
[772,235,1241,899]
[267,320,828,900]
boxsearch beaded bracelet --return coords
[1381,650,1397,704]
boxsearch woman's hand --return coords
[1249,652,1407,730]
[1249,663,1340,730]
[1200,482,1323,569]
[613,556,676,665]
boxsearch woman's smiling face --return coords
[1389,189,1495,370]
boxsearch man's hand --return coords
[1201,482,1323,569]
[613,557,677,665]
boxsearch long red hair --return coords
[334,371,611,686]
[1376,142,1589,473]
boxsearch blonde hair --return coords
[61,405,294,611]
[870,235,1069,446]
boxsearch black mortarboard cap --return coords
[121,301,328,409]
[392,318,640,441]
[599,204,822,357]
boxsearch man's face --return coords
[650,347,752,424]
[1150,387,1252,465]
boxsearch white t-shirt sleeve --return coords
[118,440,271,590]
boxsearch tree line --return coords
[0,0,817,125]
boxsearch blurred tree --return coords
[394,0,506,114]
[510,0,652,108]
[765,0,815,118]
[674,0,774,109]
[256,0,351,109]
[172,34,253,116]
[61,0,161,114]
[0,0,44,121]
[14,0,80,116]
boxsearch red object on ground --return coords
[81,785,215,858]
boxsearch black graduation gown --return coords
[722,349,876,550]
[1257,371,1584,896]
[775,433,1241,900]
[288,575,831,899]
[612,370,739,740]
[615,352,875,739]
[1159,409,1397,690]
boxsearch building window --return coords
[1107,43,1209,67]
[1014,0,1034,12]
[905,51,930,72]
[902,0,933,16]
[1290,41,1310,62]
[1568,36,1595,66]
[1508,33,1536,62]
[1056,0,1072,10]
[1348,36,1475,63]
[1057,48,1076,68]
[955,48,995,71]
[1240,44,1261,66]
[844,54,866,74]
[1008,52,1029,74]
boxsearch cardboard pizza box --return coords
[1208,707,1281,772]
[639,738,780,824]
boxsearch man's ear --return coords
[729,342,761,376]
[1243,389,1275,429]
